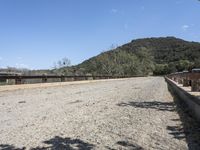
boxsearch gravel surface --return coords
[0,77,198,150]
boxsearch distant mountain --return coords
[3,37,200,76]
[62,37,200,76]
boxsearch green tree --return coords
[153,64,170,75]
[176,60,193,72]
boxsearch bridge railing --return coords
[166,72,200,92]
[0,75,141,85]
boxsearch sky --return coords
[0,0,200,69]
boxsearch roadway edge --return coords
[165,77,200,122]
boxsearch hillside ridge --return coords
[69,36,200,75]
[1,37,200,76]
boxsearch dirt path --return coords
[0,77,194,149]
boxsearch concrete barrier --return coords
[165,77,200,122]
[0,75,144,85]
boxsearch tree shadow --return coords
[0,144,25,150]
[105,141,144,150]
[167,82,200,150]
[0,136,95,150]
[116,82,200,149]
[166,125,185,140]
[116,141,144,150]
[31,136,94,150]
[117,101,175,112]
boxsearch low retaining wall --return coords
[0,75,141,85]
[165,77,200,122]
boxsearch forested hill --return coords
[3,37,200,76]
[68,37,200,76]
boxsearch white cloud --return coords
[15,63,29,69]
[111,8,118,13]
[182,25,189,31]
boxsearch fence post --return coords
[191,80,200,92]
[174,75,178,83]
[15,78,22,85]
[191,73,200,92]
[70,77,74,81]
[183,79,190,87]
[61,75,65,82]
[42,75,47,83]
[178,73,183,84]
[183,72,190,87]
[74,76,78,81]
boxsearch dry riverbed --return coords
[0,77,199,150]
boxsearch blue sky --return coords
[0,0,200,69]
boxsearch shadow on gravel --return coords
[116,141,143,150]
[105,141,143,150]
[0,136,95,150]
[68,100,82,104]
[117,101,175,112]
[0,144,25,150]
[116,83,200,149]
[167,83,200,150]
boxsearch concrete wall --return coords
[165,77,200,122]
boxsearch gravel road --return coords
[0,77,198,150]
